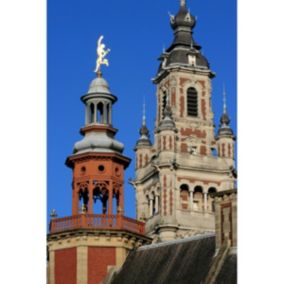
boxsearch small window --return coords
[162,92,167,119]
[187,88,198,117]
[90,103,95,123]
[98,165,105,172]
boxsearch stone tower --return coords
[133,1,236,241]
[48,71,150,284]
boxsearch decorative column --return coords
[103,103,107,124]
[108,182,113,215]
[72,187,79,215]
[155,195,159,213]
[118,187,124,215]
[85,104,89,125]
[94,102,97,123]
[87,182,93,214]
[204,192,208,212]
[189,190,194,211]
[109,104,112,125]
[149,197,153,217]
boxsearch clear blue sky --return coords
[48,0,236,222]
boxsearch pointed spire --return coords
[136,99,151,147]
[142,98,146,126]
[223,84,227,114]
[217,84,234,137]
[180,0,186,7]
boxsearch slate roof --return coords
[109,233,237,284]
[215,253,237,284]
[110,234,217,284]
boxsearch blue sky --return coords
[48,0,236,221]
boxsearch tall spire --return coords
[217,84,234,137]
[180,0,186,7]
[142,98,146,126]
[223,84,227,114]
[136,99,151,147]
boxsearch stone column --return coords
[77,246,88,284]
[85,104,89,125]
[149,197,153,217]
[189,190,193,211]
[48,250,55,284]
[94,102,97,123]
[103,103,107,124]
[204,193,208,212]
[109,104,112,125]
[155,195,159,213]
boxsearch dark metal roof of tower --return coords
[156,0,210,75]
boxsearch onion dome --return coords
[82,71,117,104]
[170,0,196,31]
[88,76,111,95]
[74,131,124,154]
[156,0,210,76]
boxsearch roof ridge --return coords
[138,232,215,251]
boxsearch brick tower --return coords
[133,0,236,241]
[47,67,151,284]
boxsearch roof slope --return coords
[215,253,237,284]
[111,234,216,284]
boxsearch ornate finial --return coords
[142,98,146,126]
[223,84,227,114]
[94,35,111,76]
[50,209,57,219]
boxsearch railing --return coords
[49,214,145,235]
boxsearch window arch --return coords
[89,103,95,123]
[208,187,217,212]
[162,92,167,119]
[96,102,104,123]
[187,87,198,117]
[193,186,203,211]
[180,184,189,210]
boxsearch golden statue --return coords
[95,35,111,74]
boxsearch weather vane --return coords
[94,35,111,75]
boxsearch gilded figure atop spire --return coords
[94,35,111,75]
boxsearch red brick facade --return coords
[55,248,77,284]
[88,247,116,284]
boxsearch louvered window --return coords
[187,87,198,117]
[162,94,167,118]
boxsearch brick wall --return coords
[55,248,77,284]
[88,247,116,284]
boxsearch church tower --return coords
[47,44,150,284]
[133,1,236,241]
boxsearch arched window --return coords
[106,103,110,124]
[193,186,203,211]
[78,187,89,211]
[180,184,189,210]
[187,87,198,117]
[162,93,167,119]
[208,187,217,212]
[97,102,104,124]
[89,103,95,123]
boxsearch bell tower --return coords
[47,38,151,284]
[67,70,128,217]
[133,1,236,241]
